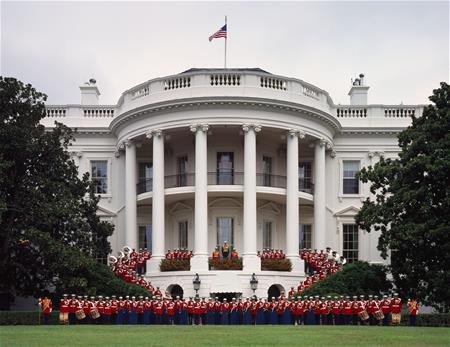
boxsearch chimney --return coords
[348,73,369,105]
[79,78,100,105]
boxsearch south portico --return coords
[117,122,333,276]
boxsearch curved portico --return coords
[119,121,331,274]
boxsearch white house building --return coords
[42,68,424,299]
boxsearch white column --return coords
[146,129,165,272]
[125,140,138,250]
[286,129,304,273]
[242,124,261,272]
[190,124,209,271]
[314,139,327,250]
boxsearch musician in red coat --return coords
[407,298,419,326]
[110,295,119,324]
[390,293,402,326]
[68,294,79,325]
[39,295,53,325]
[380,295,391,326]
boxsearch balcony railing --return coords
[137,173,314,194]
[137,178,153,194]
[164,173,195,189]
[207,171,244,185]
[299,178,314,194]
[256,173,287,188]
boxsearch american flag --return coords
[209,24,227,42]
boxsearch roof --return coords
[180,67,271,74]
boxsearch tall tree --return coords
[355,82,450,310]
[0,77,114,309]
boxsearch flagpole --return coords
[224,15,227,69]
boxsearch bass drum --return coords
[391,313,401,324]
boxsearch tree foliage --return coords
[300,261,392,298]
[355,82,450,310]
[0,77,117,308]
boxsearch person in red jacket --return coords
[380,295,391,326]
[390,293,402,326]
[39,295,53,325]
[59,294,70,325]
[407,298,419,326]
[68,294,79,325]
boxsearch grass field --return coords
[1,325,449,347]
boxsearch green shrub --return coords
[0,311,60,325]
[54,260,149,301]
[160,259,190,272]
[301,261,392,298]
[261,259,292,271]
[208,257,243,270]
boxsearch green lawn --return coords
[1,325,449,347]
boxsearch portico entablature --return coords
[112,99,340,146]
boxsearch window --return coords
[177,156,188,187]
[138,162,152,193]
[217,152,234,185]
[299,162,312,192]
[263,221,273,249]
[216,217,234,247]
[343,224,359,262]
[262,156,272,186]
[178,221,188,249]
[91,160,108,194]
[299,224,312,250]
[139,225,152,251]
[343,161,360,194]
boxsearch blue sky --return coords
[1,1,448,105]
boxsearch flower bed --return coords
[208,257,243,270]
[261,258,292,271]
[160,259,190,272]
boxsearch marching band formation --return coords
[40,246,420,326]
[55,293,419,326]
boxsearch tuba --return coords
[123,246,132,256]
[108,255,118,266]
[117,251,125,260]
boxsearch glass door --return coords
[217,152,234,184]
[216,217,234,247]
[177,156,188,186]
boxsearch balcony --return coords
[137,173,314,194]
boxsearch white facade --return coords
[42,68,424,298]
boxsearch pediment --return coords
[169,202,193,214]
[96,206,116,217]
[258,201,280,215]
[334,205,360,217]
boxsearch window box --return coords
[261,258,292,272]
[208,257,243,270]
[159,259,190,272]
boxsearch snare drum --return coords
[90,307,100,319]
[76,309,86,320]
[374,310,384,321]
[358,310,369,321]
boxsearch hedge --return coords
[261,259,292,272]
[0,311,61,325]
[160,259,190,272]
[1,311,449,326]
